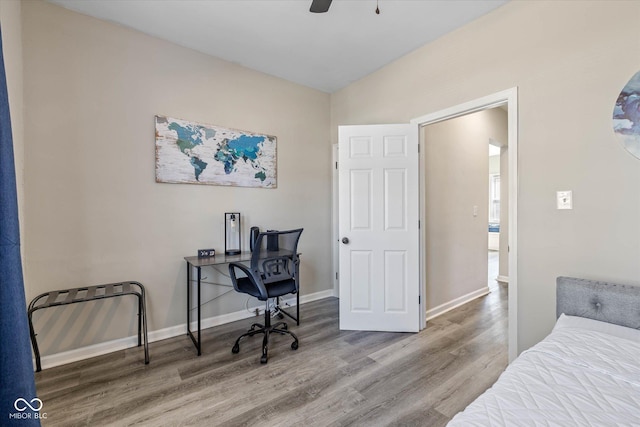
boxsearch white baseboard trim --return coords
[496,275,509,284]
[425,286,490,321]
[38,288,337,371]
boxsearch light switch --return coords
[557,191,573,210]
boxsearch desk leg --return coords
[186,262,202,355]
[276,294,300,325]
[197,266,201,355]
[186,261,190,335]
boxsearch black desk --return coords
[184,251,300,355]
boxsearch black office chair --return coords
[228,228,303,364]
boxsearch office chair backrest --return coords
[251,229,303,286]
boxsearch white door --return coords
[339,124,419,332]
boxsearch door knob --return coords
[342,237,350,244]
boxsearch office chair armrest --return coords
[228,262,269,300]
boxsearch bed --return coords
[448,276,640,426]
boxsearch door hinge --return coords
[335,272,338,280]
[335,161,338,170]
[419,295,421,304]
[418,220,420,229]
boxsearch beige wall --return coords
[22,1,331,354]
[424,108,507,311]
[332,1,640,352]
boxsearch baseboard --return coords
[37,288,337,371]
[496,275,509,284]
[425,286,490,321]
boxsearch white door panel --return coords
[339,124,419,332]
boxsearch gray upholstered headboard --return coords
[557,276,640,329]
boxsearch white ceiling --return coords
[48,0,508,93]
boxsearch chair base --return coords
[232,307,299,364]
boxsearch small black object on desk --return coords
[249,226,260,252]
[197,248,215,258]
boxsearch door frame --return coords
[411,87,518,362]
[330,87,519,361]
[332,144,339,297]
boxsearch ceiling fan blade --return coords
[310,0,332,13]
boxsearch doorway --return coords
[488,138,509,291]
[412,88,518,361]
[421,108,507,323]
[331,88,518,361]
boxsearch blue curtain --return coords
[0,27,41,426]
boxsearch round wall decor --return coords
[613,70,640,159]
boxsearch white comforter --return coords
[448,320,640,426]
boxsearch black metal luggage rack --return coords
[28,281,149,372]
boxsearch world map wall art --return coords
[155,115,277,188]
[613,70,640,160]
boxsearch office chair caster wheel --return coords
[291,341,299,350]
[278,313,285,319]
[260,354,268,364]
[282,323,288,330]
[232,344,240,354]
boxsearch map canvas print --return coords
[155,115,277,188]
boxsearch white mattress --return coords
[448,315,640,426]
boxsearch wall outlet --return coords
[557,191,573,210]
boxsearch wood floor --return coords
[35,284,507,426]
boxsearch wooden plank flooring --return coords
[35,284,507,426]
